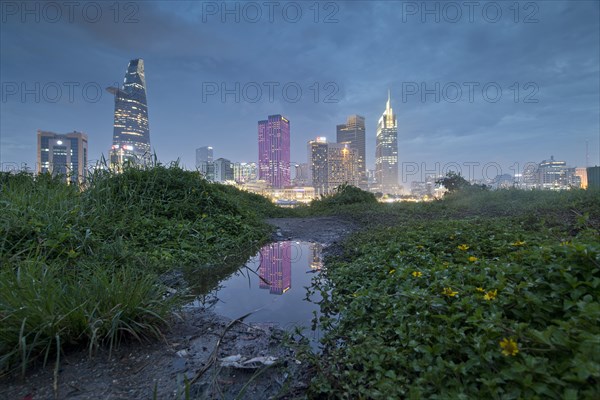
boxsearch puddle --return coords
[189,241,324,343]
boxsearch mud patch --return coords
[0,309,310,400]
[266,216,358,245]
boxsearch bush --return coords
[310,184,377,210]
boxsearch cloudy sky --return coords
[1,0,599,183]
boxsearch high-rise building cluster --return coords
[195,145,257,184]
[31,59,595,199]
[308,137,358,195]
[194,91,399,201]
[516,156,584,190]
[35,58,150,183]
[304,92,399,196]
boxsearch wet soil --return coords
[0,216,358,400]
[266,216,358,245]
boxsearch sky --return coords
[1,0,599,185]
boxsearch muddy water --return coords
[190,241,324,341]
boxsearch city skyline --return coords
[1,1,599,183]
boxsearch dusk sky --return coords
[1,0,599,184]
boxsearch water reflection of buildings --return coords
[310,243,324,270]
[259,242,292,295]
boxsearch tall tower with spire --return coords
[107,59,151,168]
[375,90,399,194]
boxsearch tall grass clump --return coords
[0,165,277,375]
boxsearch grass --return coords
[303,187,600,399]
[3,171,599,399]
[0,165,279,376]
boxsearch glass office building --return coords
[107,59,151,168]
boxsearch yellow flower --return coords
[512,240,526,246]
[560,241,571,247]
[457,244,469,251]
[468,256,478,262]
[499,338,519,356]
[352,292,358,297]
[389,269,396,274]
[476,287,485,292]
[483,289,497,301]
[412,271,422,277]
[442,287,458,297]
[416,245,424,249]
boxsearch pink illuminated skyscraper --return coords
[258,242,292,295]
[258,115,290,188]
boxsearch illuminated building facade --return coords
[537,156,579,189]
[308,137,328,195]
[37,130,88,185]
[233,162,257,183]
[375,90,399,194]
[107,59,150,168]
[258,115,290,188]
[575,167,588,189]
[258,242,292,295]
[308,137,358,195]
[337,115,366,187]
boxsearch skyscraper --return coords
[37,130,88,185]
[196,146,213,168]
[308,137,358,195]
[308,137,328,195]
[107,59,150,168]
[375,90,399,194]
[258,242,292,295]
[337,115,366,187]
[258,115,290,188]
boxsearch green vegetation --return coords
[306,188,600,399]
[3,169,599,399]
[312,184,377,208]
[0,166,279,375]
[436,171,489,193]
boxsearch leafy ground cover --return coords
[0,166,279,376]
[306,189,600,399]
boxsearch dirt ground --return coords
[0,217,358,400]
[266,216,358,245]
